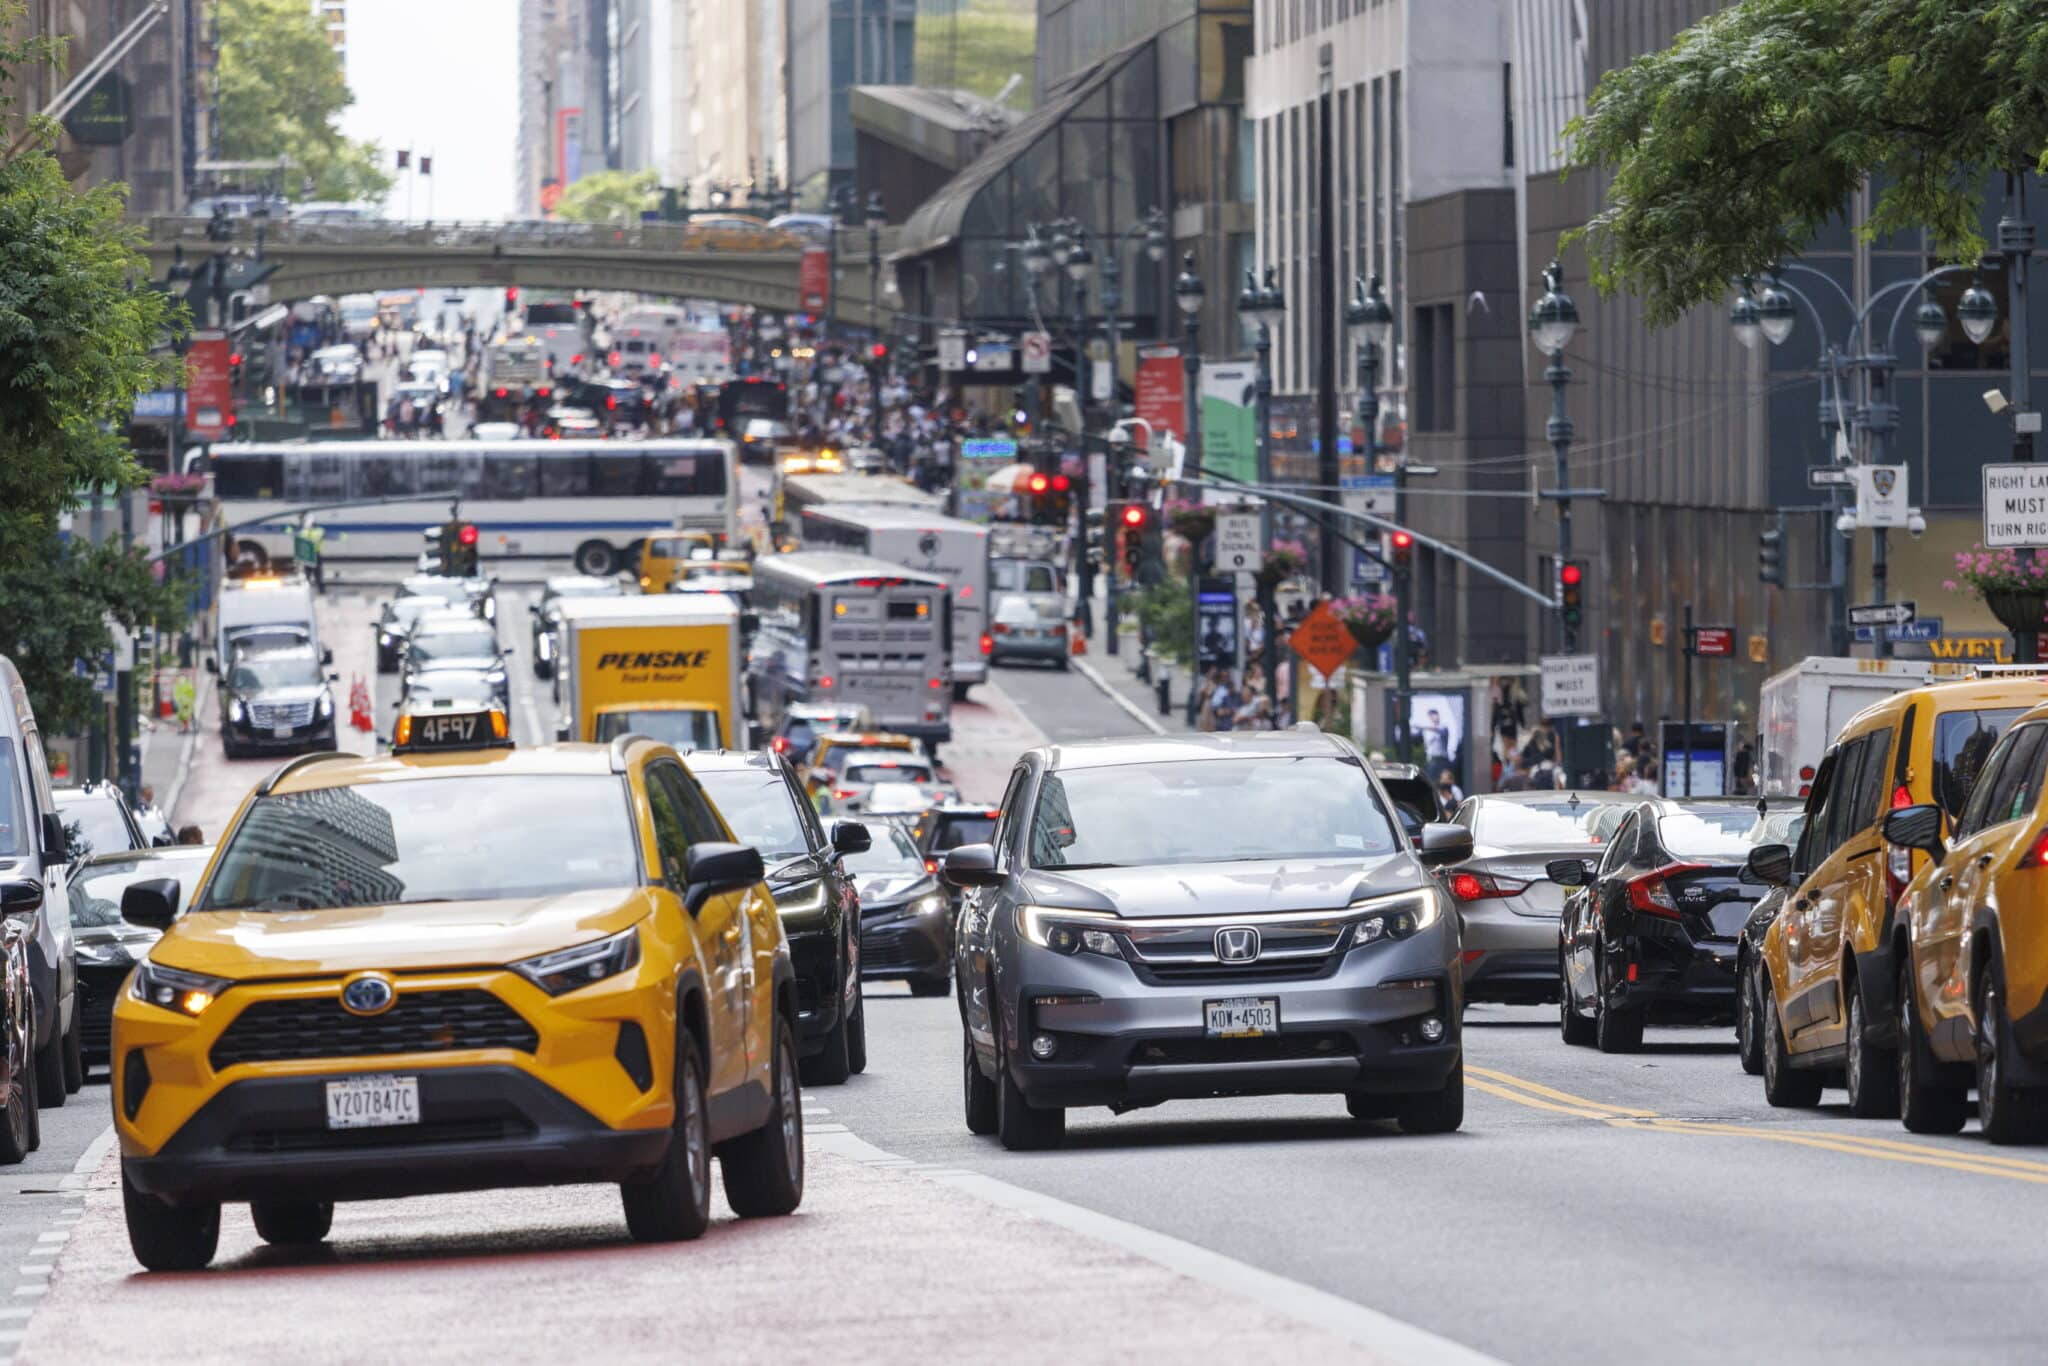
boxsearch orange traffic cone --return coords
[1070,625,1087,657]
[349,676,374,732]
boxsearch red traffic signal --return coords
[870,343,888,359]
[1121,504,1146,528]
[1027,473,1049,494]
[1559,561,1583,587]
[1050,474,1071,493]
[457,524,479,546]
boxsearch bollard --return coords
[1136,649,1151,684]
[1156,669,1172,717]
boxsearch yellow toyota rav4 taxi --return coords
[110,719,804,1271]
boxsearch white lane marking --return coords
[0,1308,31,1321]
[30,1235,61,1245]
[807,1130,1501,1366]
[61,1125,116,1191]
[10,1288,44,1298]
[1069,658,1169,736]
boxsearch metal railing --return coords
[141,215,901,259]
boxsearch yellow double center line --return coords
[1468,1065,2048,1185]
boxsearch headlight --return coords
[487,668,507,685]
[1016,906,1120,957]
[131,959,228,1017]
[317,689,335,718]
[1346,889,1442,950]
[378,630,393,645]
[228,698,245,723]
[511,926,642,995]
[912,891,947,917]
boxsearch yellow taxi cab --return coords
[779,447,844,477]
[1748,674,2037,1116]
[810,730,921,781]
[636,531,716,593]
[109,712,804,1271]
[1886,698,2048,1142]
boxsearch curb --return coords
[1070,657,1169,736]
[161,669,214,826]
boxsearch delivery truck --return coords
[552,594,746,752]
[1755,656,1974,797]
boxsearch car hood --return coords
[75,924,160,950]
[150,889,655,980]
[1018,855,1429,919]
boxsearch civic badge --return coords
[1215,927,1261,962]
[339,971,397,1016]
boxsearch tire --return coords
[1395,1058,1465,1134]
[34,1030,64,1109]
[251,1199,334,1245]
[1897,958,1968,1135]
[62,1015,82,1094]
[573,540,618,577]
[951,681,973,703]
[1843,975,1900,1119]
[0,1024,33,1165]
[845,986,868,1077]
[1976,968,2048,1145]
[909,971,951,998]
[1053,657,1070,672]
[1736,957,1765,1076]
[962,1029,997,1135]
[1594,956,1644,1054]
[1559,956,1595,1046]
[122,1167,219,1272]
[620,1030,713,1242]
[1761,972,1823,1107]
[721,1017,805,1217]
[799,996,852,1088]
[995,1016,1063,1151]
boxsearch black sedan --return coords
[63,845,213,1066]
[1555,799,1784,1053]
[847,822,953,996]
[690,750,871,1085]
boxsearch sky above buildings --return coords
[340,0,517,220]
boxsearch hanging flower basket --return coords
[1255,539,1310,592]
[1952,546,2048,636]
[1332,594,1397,654]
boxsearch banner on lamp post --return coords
[1134,345,1184,447]
[1200,362,1257,486]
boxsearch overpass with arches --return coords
[137,217,901,329]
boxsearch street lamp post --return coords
[1346,274,1399,753]
[864,190,886,448]
[1175,250,1204,484]
[1528,260,1582,653]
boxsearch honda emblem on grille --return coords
[340,972,396,1016]
[1215,927,1261,962]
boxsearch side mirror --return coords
[941,842,1002,888]
[831,820,871,855]
[321,646,335,666]
[682,841,765,913]
[39,812,66,864]
[0,880,43,920]
[1546,857,1590,888]
[1743,842,1796,888]
[1415,823,1474,868]
[740,611,760,636]
[121,877,181,930]
[327,671,341,682]
[528,602,541,615]
[1883,804,1946,863]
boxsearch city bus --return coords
[209,439,738,575]
[794,503,990,699]
[747,552,953,752]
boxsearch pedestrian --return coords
[172,672,195,734]
[175,824,205,846]
[804,769,834,815]
[1210,673,1240,733]
[1435,772,1463,820]
[1499,756,1531,792]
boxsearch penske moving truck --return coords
[551,593,746,752]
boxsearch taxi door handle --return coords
[1978,854,1996,868]
[722,921,742,943]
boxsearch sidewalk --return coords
[136,667,212,826]
[1068,579,1197,734]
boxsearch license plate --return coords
[1204,997,1279,1038]
[272,724,294,739]
[324,1074,421,1130]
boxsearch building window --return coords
[1503,63,1515,168]
[1413,303,1453,432]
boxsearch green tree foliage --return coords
[913,0,1037,108]
[551,169,660,224]
[0,7,189,732]
[1567,0,2048,322]
[215,0,391,203]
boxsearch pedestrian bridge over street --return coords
[137,217,901,329]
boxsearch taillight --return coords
[771,737,789,753]
[1052,623,1068,638]
[924,858,938,874]
[992,624,1011,636]
[834,789,856,800]
[2018,830,2048,870]
[1625,863,1705,918]
[980,633,994,654]
[817,675,834,689]
[1891,785,1912,810]
[928,678,944,689]
[1798,765,1815,781]
[1448,872,1531,902]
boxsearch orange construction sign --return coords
[1289,602,1359,679]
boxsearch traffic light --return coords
[504,286,519,315]
[1389,529,1414,571]
[441,520,480,577]
[228,350,244,389]
[1120,503,1147,574]
[1759,526,1785,586]
[1558,559,1587,630]
[869,342,888,361]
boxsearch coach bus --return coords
[747,552,953,752]
[209,439,737,575]
[793,503,990,699]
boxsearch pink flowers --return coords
[1955,543,2048,619]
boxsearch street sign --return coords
[1289,602,1358,679]
[1351,545,1389,587]
[185,331,233,439]
[1849,601,1917,628]
[974,343,1012,372]
[1690,626,1736,658]
[936,330,967,372]
[1855,617,1944,643]
[1807,465,1855,489]
[1339,473,1395,516]
[1021,331,1052,374]
[1216,512,1262,574]
[1539,654,1601,717]
[1850,463,1910,528]
[959,437,1017,460]
[1982,463,2048,547]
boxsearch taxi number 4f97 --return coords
[420,715,477,744]
[325,1074,421,1130]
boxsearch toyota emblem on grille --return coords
[1215,927,1261,962]
[340,973,396,1016]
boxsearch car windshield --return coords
[410,629,497,663]
[198,776,639,909]
[992,561,1058,592]
[1028,756,1399,869]
[58,796,135,861]
[1656,805,1780,862]
[594,710,721,751]
[845,760,933,784]
[229,652,322,690]
[1472,799,1611,849]
[844,824,922,876]
[691,769,809,861]
[68,852,212,927]
[401,579,469,603]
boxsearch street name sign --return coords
[1540,654,1601,717]
[1216,512,1262,574]
[1690,626,1736,658]
[1807,465,1855,489]
[1849,601,1917,628]
[1982,463,2048,547]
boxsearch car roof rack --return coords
[255,750,356,796]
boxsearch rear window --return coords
[1471,800,1609,849]
[1656,806,1778,862]
[933,815,995,851]
[846,761,933,784]
[1932,707,2025,818]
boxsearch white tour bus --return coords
[210,439,737,576]
[747,552,953,751]
[794,503,990,699]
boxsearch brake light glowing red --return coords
[1450,874,1486,902]
[925,859,938,874]
[493,387,508,398]
[1625,863,1705,918]
[2020,830,2048,870]
[1448,871,1530,902]
[772,737,789,753]
[1892,784,1913,809]
[1798,765,1815,781]
[817,675,834,689]
[571,353,584,364]
[929,678,944,689]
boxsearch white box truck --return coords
[552,594,747,752]
[1755,656,1974,796]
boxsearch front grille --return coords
[249,700,315,729]
[1132,957,1339,987]
[1119,915,1350,988]
[1131,1032,1354,1066]
[76,970,124,1054]
[225,1116,533,1154]
[862,930,918,971]
[209,990,538,1071]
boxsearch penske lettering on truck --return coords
[596,650,711,670]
